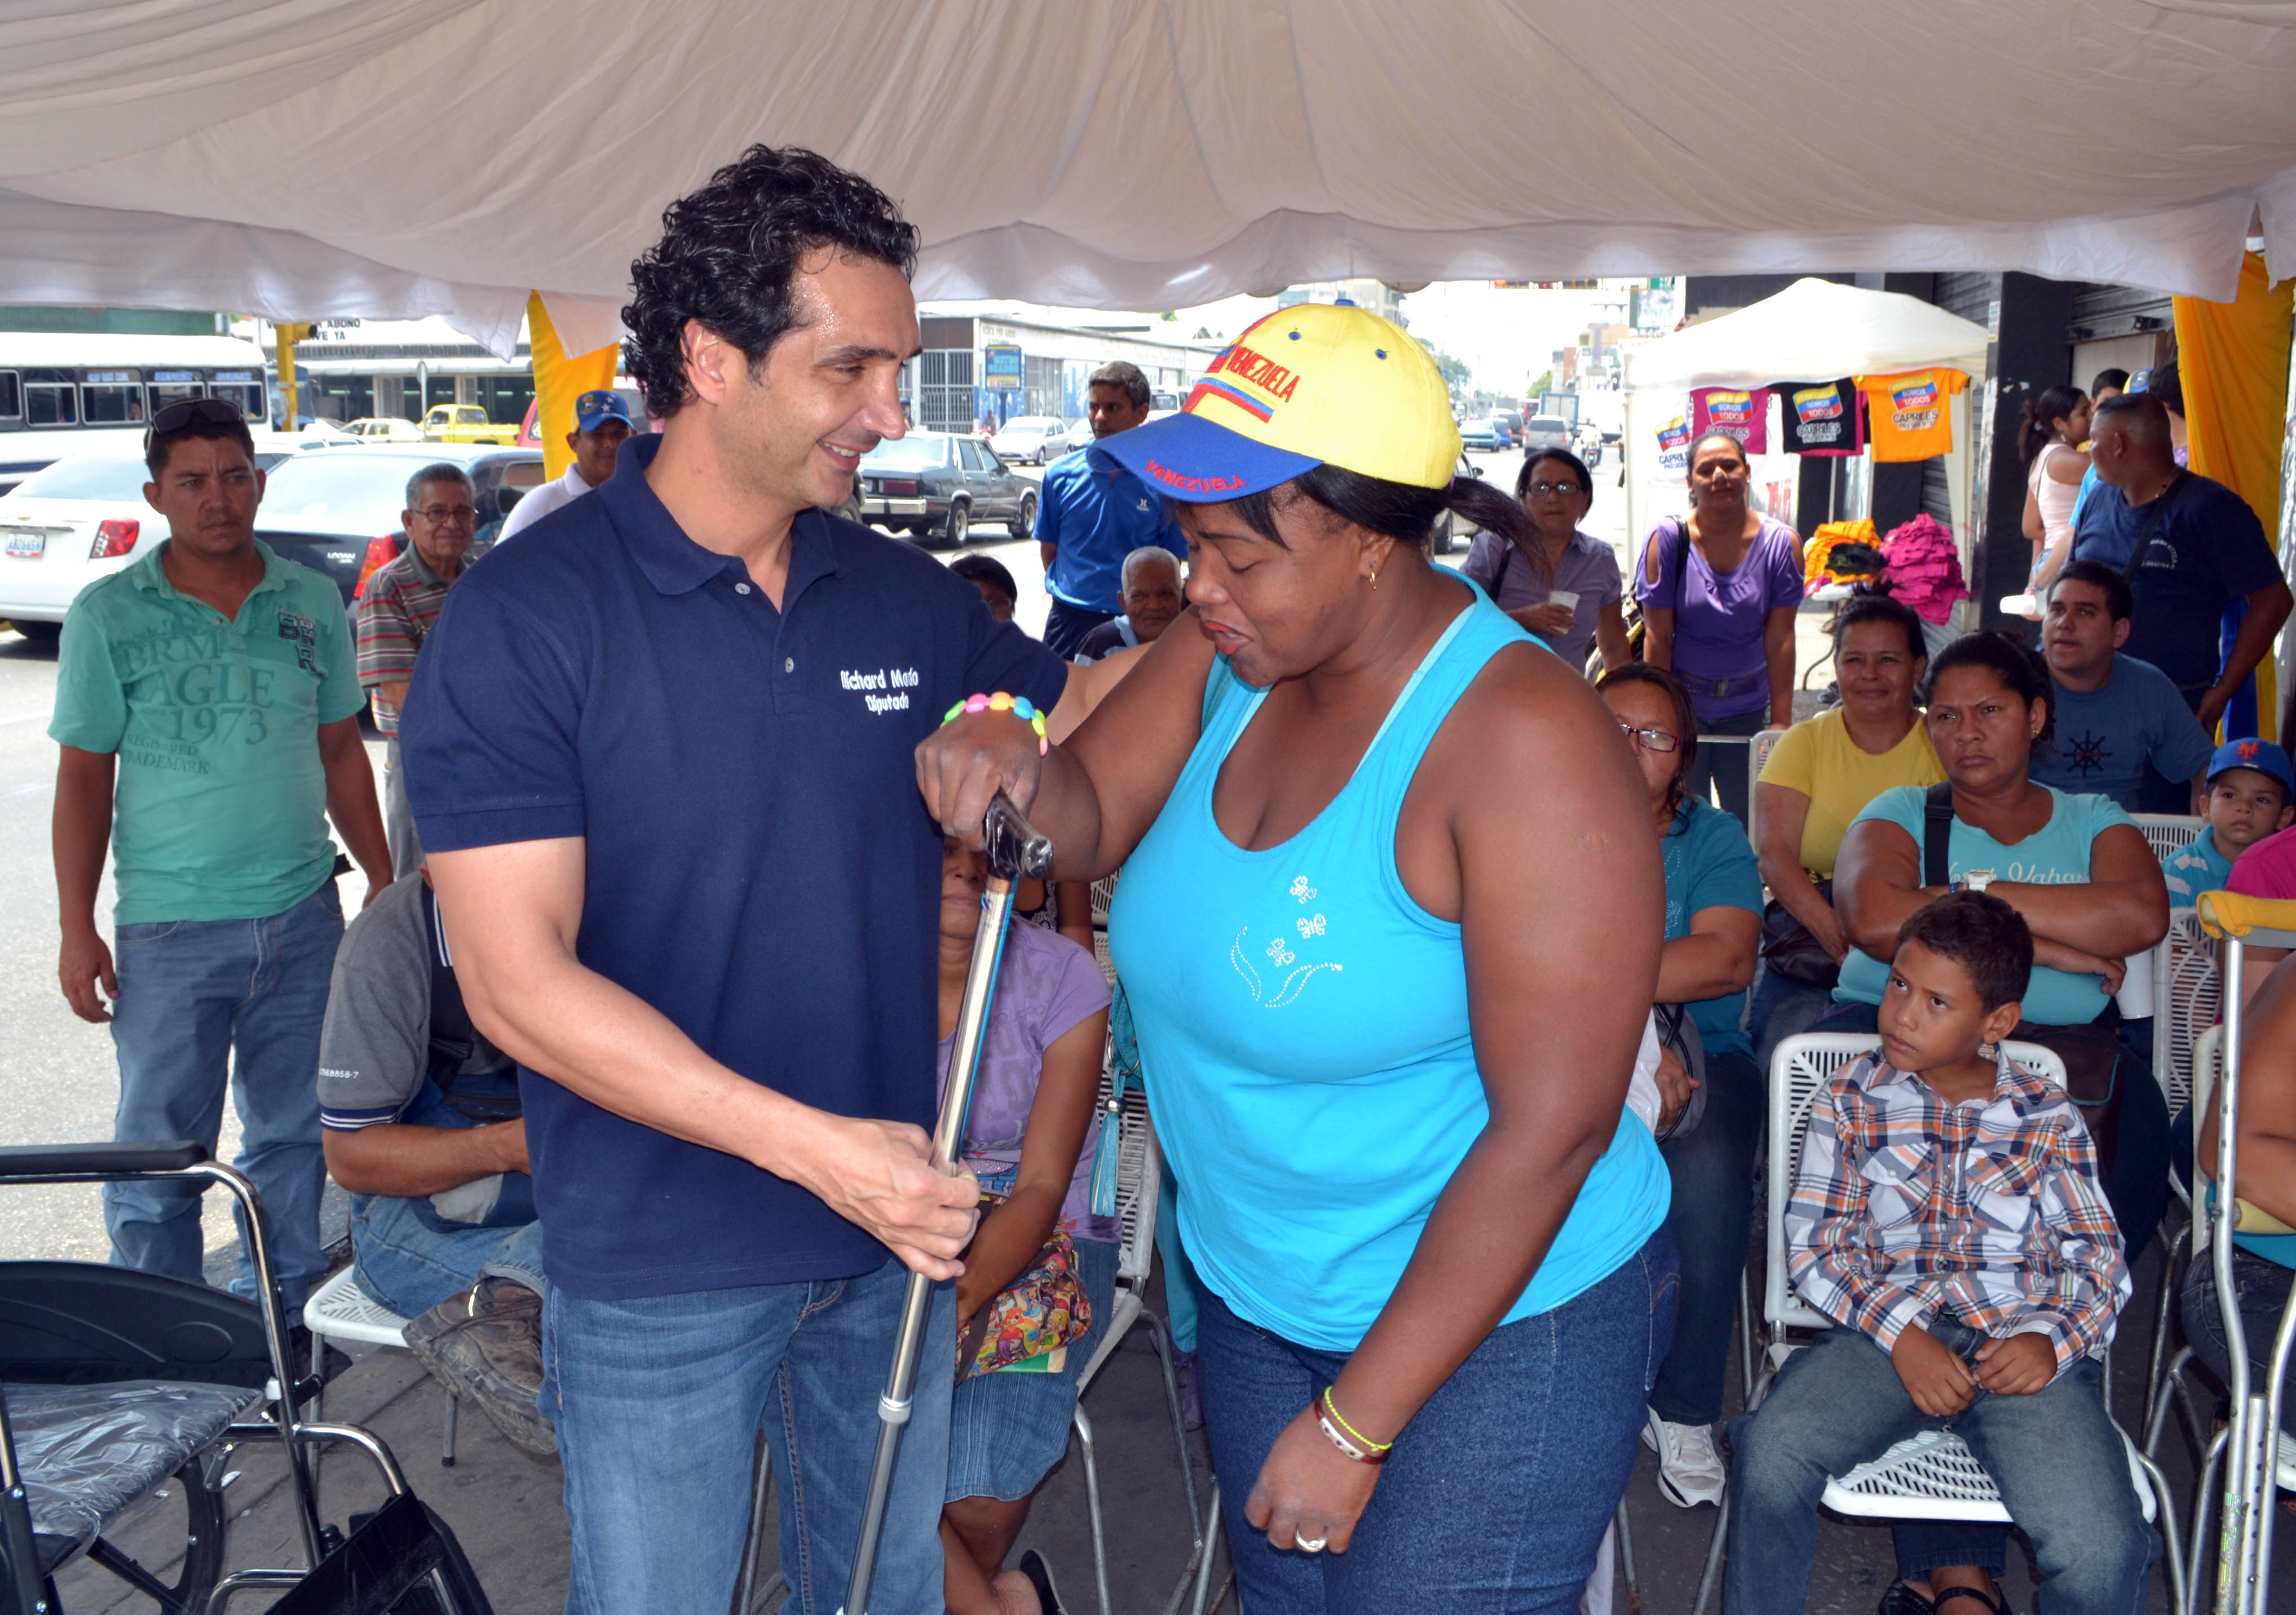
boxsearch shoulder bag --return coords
[1920,782,2130,1172]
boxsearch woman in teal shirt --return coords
[1827,632,2171,1615]
[917,304,1674,1614]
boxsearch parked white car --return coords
[988,416,1073,465]
[0,453,172,639]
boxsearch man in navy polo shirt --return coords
[1037,360,1189,657]
[400,146,1067,1615]
[2073,392,2291,730]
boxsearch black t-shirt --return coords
[2070,471,2284,692]
[1770,380,1865,457]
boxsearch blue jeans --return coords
[1688,708,1768,828]
[543,1258,953,1615]
[1652,1048,1764,1425]
[106,880,342,1317]
[1725,1323,2156,1615]
[1196,1230,1677,1614]
[1746,963,1835,1081]
[347,1192,546,1318]
[2181,1245,2296,1435]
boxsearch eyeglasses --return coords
[144,396,247,447]
[1617,721,1681,754]
[413,504,479,526]
[1525,480,1584,497]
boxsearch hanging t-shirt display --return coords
[1857,369,1968,462]
[1771,379,1866,457]
[1654,409,1692,476]
[1690,387,1768,454]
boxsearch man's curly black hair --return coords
[621,145,919,420]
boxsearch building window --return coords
[919,349,976,433]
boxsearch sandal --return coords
[1877,1582,1935,1615]
[1930,1584,2011,1615]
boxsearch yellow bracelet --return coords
[1321,1387,1393,1454]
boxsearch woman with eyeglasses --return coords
[1636,431,1805,826]
[1455,449,1627,676]
[1596,663,1764,1512]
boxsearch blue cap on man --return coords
[574,390,633,434]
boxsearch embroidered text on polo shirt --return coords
[838,664,920,713]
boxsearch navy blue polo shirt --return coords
[2070,471,2283,695]
[399,434,1067,1299]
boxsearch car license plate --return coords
[4,531,45,559]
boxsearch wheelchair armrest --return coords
[0,1140,207,1180]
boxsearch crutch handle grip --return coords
[984,792,1054,882]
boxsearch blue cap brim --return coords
[1093,411,1321,503]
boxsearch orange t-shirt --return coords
[1857,369,1968,462]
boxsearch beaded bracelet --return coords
[1315,1388,1392,1464]
[942,691,1049,756]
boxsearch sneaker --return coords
[403,1278,558,1462]
[1015,1548,1067,1615]
[1641,1409,1726,1507]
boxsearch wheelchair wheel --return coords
[80,1455,225,1615]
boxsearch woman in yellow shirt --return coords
[1747,594,1945,1069]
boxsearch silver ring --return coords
[1296,1535,1327,1554]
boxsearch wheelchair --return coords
[0,1140,492,1614]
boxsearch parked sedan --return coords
[1459,417,1508,452]
[853,433,1037,548]
[0,453,169,639]
[255,442,545,607]
[987,416,1072,465]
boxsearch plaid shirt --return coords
[355,545,454,736]
[1786,1049,2129,1377]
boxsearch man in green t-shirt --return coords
[48,399,392,1316]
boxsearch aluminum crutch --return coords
[841,792,1053,1615]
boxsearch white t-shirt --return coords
[496,464,598,541]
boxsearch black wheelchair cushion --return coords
[6,1380,249,1559]
[0,1262,274,1388]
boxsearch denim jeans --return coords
[1746,963,1835,1081]
[1652,1049,1764,1425]
[2181,1246,2296,1433]
[347,1192,546,1318]
[1195,1229,1677,1614]
[543,1257,953,1615]
[1687,709,1768,828]
[106,880,342,1317]
[1724,1323,2156,1615]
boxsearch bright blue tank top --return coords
[1109,587,1670,1352]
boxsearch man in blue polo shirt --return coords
[2031,561,2216,813]
[1037,360,1189,657]
[2073,392,2291,730]
[401,147,1067,1615]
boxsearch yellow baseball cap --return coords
[1097,303,1462,501]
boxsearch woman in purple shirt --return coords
[1636,430,1805,826]
[1457,448,1628,676]
[935,839,1115,1615]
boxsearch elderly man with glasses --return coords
[358,463,479,877]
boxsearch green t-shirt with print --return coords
[49,540,367,923]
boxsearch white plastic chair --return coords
[1070,1049,1203,1615]
[2132,813,2207,865]
[1745,727,1787,857]
[1692,1032,2179,1615]
[301,1265,461,1467]
[2153,907,2223,1122]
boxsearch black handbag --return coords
[1919,783,2130,1172]
[1760,879,1842,988]
[1650,1001,1709,1144]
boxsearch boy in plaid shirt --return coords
[1725,893,2155,1615]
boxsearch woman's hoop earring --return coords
[1365,568,1378,591]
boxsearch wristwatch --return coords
[1955,870,1996,895]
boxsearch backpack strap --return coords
[1922,782,1955,890]
[2119,470,2188,584]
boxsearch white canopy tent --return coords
[1619,278,1995,573]
[5,2,2296,355]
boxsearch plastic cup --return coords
[1547,590,1580,612]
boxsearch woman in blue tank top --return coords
[918,305,1676,1614]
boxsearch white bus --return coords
[0,331,271,492]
